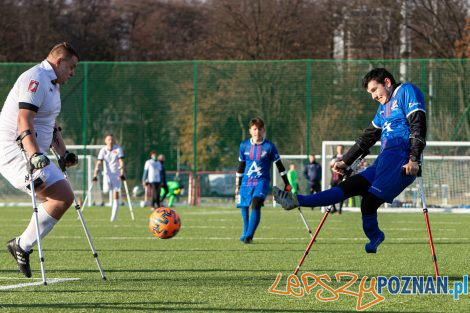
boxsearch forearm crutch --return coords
[416,168,440,277]
[51,148,107,280]
[297,207,313,237]
[17,140,47,285]
[123,180,135,221]
[294,151,369,275]
[79,180,95,213]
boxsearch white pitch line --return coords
[0,278,80,290]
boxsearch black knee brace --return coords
[251,197,264,209]
[361,193,385,215]
[337,174,371,199]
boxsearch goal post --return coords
[56,145,103,206]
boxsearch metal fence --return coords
[1,59,469,203]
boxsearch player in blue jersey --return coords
[274,68,426,253]
[236,117,291,244]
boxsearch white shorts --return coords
[0,152,64,193]
[102,173,122,193]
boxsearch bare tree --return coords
[114,0,207,61]
[203,0,333,60]
[407,0,468,58]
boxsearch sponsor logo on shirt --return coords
[247,161,262,178]
[28,80,39,93]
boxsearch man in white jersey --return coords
[93,134,125,222]
[0,42,80,278]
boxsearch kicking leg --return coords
[275,174,370,210]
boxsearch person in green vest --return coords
[161,180,183,207]
[287,163,299,194]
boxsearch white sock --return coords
[19,203,58,253]
[110,199,119,222]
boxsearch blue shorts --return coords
[359,147,416,203]
[236,178,269,208]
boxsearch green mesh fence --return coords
[0,59,469,203]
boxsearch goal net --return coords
[274,141,470,209]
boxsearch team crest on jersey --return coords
[391,100,398,111]
[261,150,267,158]
[28,80,39,93]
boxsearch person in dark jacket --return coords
[303,154,322,194]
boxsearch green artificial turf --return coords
[0,205,468,312]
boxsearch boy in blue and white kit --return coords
[236,117,291,244]
[275,68,427,254]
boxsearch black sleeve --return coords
[275,160,290,186]
[342,123,381,165]
[408,110,427,159]
[357,123,382,150]
[236,161,245,186]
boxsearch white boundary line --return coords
[0,278,80,290]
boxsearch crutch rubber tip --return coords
[102,276,107,280]
[43,281,48,286]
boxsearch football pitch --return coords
[0,204,469,312]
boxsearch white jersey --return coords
[0,60,64,192]
[0,60,60,155]
[144,159,163,183]
[98,145,124,176]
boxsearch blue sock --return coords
[240,207,249,241]
[362,213,380,239]
[297,187,344,207]
[245,208,261,239]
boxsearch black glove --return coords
[92,176,98,182]
[120,175,126,181]
[58,150,78,171]
[29,153,50,170]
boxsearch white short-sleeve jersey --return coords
[0,60,60,155]
[144,159,163,183]
[0,60,64,192]
[98,145,124,176]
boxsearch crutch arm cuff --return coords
[16,129,34,145]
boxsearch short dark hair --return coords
[249,117,264,129]
[49,42,80,61]
[362,68,396,89]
